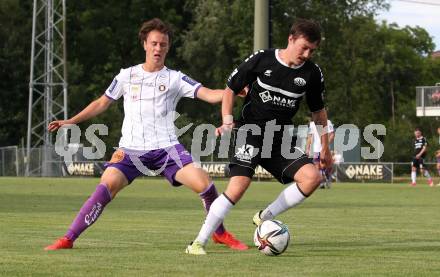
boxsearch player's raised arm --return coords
[311,109,332,170]
[47,95,113,132]
[196,87,223,104]
[215,87,236,136]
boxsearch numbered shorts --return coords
[411,158,425,169]
[228,128,312,184]
[105,144,193,186]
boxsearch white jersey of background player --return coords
[308,120,334,155]
[307,119,335,189]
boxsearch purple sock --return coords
[199,183,225,235]
[65,184,112,242]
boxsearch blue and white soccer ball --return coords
[253,220,290,256]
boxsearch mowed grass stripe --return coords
[0,177,440,276]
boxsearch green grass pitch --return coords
[1,177,440,276]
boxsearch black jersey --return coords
[227,49,325,126]
[414,137,428,158]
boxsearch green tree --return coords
[0,0,32,146]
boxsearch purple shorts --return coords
[105,144,193,186]
[313,152,320,164]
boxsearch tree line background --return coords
[1,0,440,162]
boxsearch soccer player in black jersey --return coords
[186,19,332,254]
[411,128,433,186]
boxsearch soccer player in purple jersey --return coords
[44,18,247,251]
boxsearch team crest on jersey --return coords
[294,77,306,87]
[235,144,255,163]
[264,70,272,77]
[159,84,166,91]
[182,75,198,86]
[259,91,273,103]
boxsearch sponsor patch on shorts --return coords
[109,149,125,164]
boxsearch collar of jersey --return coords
[275,49,305,69]
[139,64,167,75]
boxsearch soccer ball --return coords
[253,220,290,256]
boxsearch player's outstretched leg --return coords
[423,170,433,186]
[186,193,234,255]
[186,176,251,255]
[253,183,306,226]
[253,164,320,226]
[176,164,248,251]
[44,184,112,251]
[200,183,248,250]
[411,169,417,186]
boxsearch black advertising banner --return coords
[63,161,274,179]
[201,162,273,179]
[336,163,393,183]
[63,161,105,176]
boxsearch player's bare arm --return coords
[312,109,332,170]
[48,95,113,132]
[329,129,335,144]
[305,134,312,156]
[196,87,223,104]
[215,87,236,136]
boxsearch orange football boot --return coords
[212,231,248,250]
[44,237,73,251]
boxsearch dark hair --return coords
[289,18,321,44]
[138,18,173,46]
[414,127,422,132]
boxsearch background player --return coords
[435,149,440,186]
[306,118,335,188]
[186,19,332,255]
[411,128,433,187]
[44,18,247,251]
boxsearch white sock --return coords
[424,170,431,179]
[195,194,234,245]
[260,183,306,220]
[411,171,416,183]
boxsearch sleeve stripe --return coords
[104,93,117,101]
[194,84,202,99]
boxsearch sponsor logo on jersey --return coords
[131,84,140,93]
[130,85,141,101]
[108,79,118,94]
[264,70,272,77]
[182,75,198,86]
[235,144,255,163]
[294,77,306,87]
[259,90,297,108]
[259,90,273,103]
